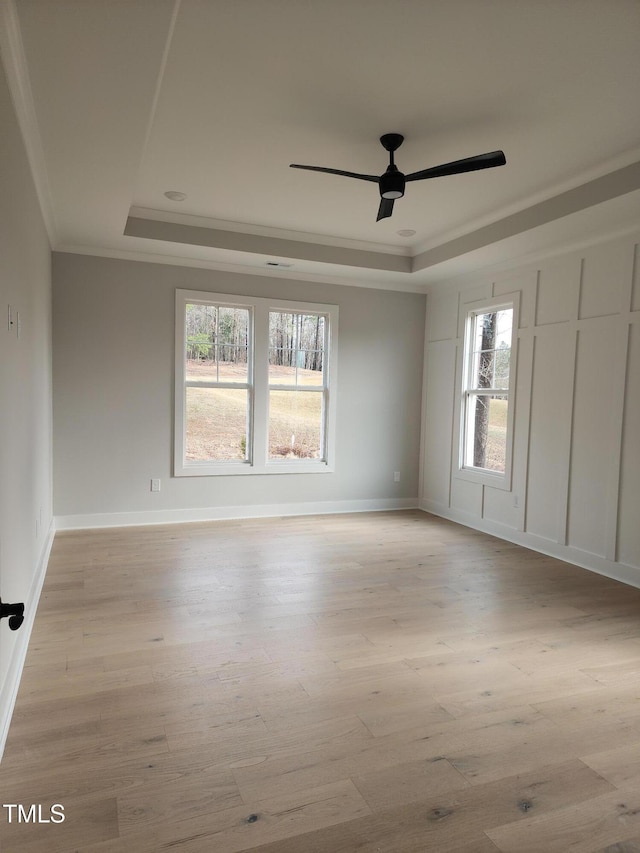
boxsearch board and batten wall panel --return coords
[567,317,622,557]
[579,241,630,320]
[535,255,580,326]
[422,339,456,508]
[525,326,575,543]
[421,231,640,588]
[633,243,640,312]
[617,322,640,566]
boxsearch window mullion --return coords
[214,306,219,383]
[267,384,325,392]
[185,381,250,391]
[174,291,188,474]
[467,388,510,397]
[252,302,269,468]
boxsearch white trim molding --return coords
[54,498,418,531]
[420,500,640,591]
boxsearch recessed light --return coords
[397,229,416,237]
[164,190,187,201]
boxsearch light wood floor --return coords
[2,510,640,852]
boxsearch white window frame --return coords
[174,289,338,476]
[455,293,518,490]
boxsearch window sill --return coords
[454,466,511,491]
[174,461,334,477]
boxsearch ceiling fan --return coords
[290,134,506,222]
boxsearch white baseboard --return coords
[55,497,419,530]
[0,520,55,761]
[420,499,640,590]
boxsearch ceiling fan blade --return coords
[376,197,394,221]
[405,150,506,183]
[290,164,379,182]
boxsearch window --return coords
[183,301,251,464]
[459,298,516,485]
[268,311,326,460]
[175,290,337,476]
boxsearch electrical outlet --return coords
[150,478,161,492]
[393,471,401,483]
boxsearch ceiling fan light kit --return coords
[290,134,506,222]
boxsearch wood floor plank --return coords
[233,759,614,853]
[116,767,243,834]
[2,510,639,851]
[486,787,640,852]
[582,742,640,787]
[436,668,602,719]
[58,779,372,853]
[230,705,552,802]
[595,841,640,853]
[351,754,470,809]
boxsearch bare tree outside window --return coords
[473,311,497,467]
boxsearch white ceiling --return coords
[3,0,640,290]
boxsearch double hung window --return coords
[459,299,516,485]
[267,311,327,461]
[182,301,251,464]
[175,290,337,476]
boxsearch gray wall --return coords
[0,57,52,735]
[52,253,425,524]
[421,231,640,586]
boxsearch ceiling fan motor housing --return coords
[380,167,405,199]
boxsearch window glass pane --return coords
[470,309,512,390]
[268,311,324,386]
[218,346,249,382]
[185,303,217,382]
[186,387,248,462]
[297,351,324,386]
[465,394,508,473]
[269,348,297,385]
[493,342,511,389]
[268,390,322,459]
[217,307,249,382]
[185,304,249,383]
